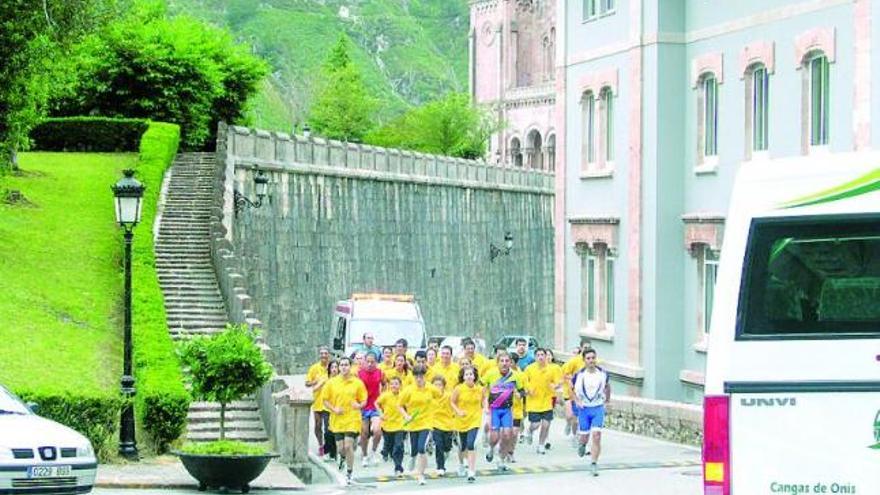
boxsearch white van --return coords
[703,154,880,495]
[330,293,427,356]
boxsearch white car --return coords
[0,384,97,494]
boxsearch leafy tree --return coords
[307,35,377,142]
[366,92,500,159]
[179,324,273,441]
[52,4,268,150]
[0,0,118,173]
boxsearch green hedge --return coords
[29,117,149,152]
[15,390,124,458]
[132,122,191,452]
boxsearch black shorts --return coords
[513,419,522,428]
[334,431,358,441]
[528,410,554,423]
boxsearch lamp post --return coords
[111,169,145,460]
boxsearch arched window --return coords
[805,52,830,147]
[546,134,556,172]
[526,129,543,170]
[697,73,719,164]
[510,137,523,168]
[745,63,770,155]
[582,91,596,168]
[600,87,614,162]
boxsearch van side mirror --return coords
[333,337,343,350]
[26,402,39,415]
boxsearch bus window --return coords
[737,214,880,339]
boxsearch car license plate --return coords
[28,465,72,478]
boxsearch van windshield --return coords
[350,320,426,348]
[737,214,880,339]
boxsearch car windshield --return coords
[351,319,426,348]
[0,386,30,415]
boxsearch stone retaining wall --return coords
[605,396,703,446]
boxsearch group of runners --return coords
[305,335,610,485]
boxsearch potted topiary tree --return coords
[175,324,276,493]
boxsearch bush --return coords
[131,121,190,452]
[16,390,123,458]
[180,440,268,456]
[29,117,149,152]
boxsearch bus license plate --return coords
[28,465,72,478]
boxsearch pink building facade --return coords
[469,0,557,172]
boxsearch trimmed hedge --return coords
[30,117,149,152]
[132,122,191,452]
[15,390,124,458]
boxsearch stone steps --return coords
[157,152,268,445]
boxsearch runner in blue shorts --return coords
[573,347,610,477]
[483,352,523,471]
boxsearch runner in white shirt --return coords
[573,347,610,477]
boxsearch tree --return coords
[307,35,376,142]
[366,92,500,159]
[0,0,118,173]
[179,324,273,442]
[52,5,267,150]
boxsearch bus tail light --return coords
[703,395,731,495]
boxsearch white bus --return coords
[703,153,880,495]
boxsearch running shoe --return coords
[545,442,552,451]
[436,469,446,477]
[345,472,352,485]
[467,473,476,483]
[485,449,494,463]
[338,457,345,470]
[526,431,533,445]
[508,454,517,463]
[417,475,426,485]
[362,457,369,468]
[395,469,404,479]
[408,456,416,472]
[457,464,467,477]
[577,442,586,458]
[591,463,599,477]
[536,445,545,455]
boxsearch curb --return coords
[308,452,347,487]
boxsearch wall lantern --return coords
[490,232,514,262]
[234,169,270,216]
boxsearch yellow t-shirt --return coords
[384,367,414,388]
[429,362,461,388]
[306,362,329,412]
[379,361,394,376]
[350,364,361,376]
[512,369,526,419]
[525,363,561,413]
[375,390,404,432]
[562,355,585,400]
[433,389,455,432]
[452,383,484,432]
[399,384,440,431]
[324,375,367,434]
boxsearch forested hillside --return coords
[167,0,470,131]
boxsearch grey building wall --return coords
[221,127,555,373]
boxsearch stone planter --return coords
[174,451,279,493]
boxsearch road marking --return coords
[353,460,701,483]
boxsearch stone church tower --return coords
[469,0,556,171]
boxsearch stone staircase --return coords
[156,152,268,444]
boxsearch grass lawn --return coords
[0,152,137,394]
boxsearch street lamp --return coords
[303,123,311,139]
[233,169,270,216]
[489,232,514,262]
[111,169,145,460]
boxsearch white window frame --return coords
[601,87,614,163]
[703,75,718,158]
[751,65,769,153]
[583,0,598,21]
[605,256,615,325]
[600,0,616,15]
[583,92,596,167]
[578,244,615,338]
[702,246,719,336]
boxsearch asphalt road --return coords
[92,465,702,495]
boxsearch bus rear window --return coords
[737,214,880,339]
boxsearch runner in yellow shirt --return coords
[398,365,440,486]
[385,354,414,388]
[460,338,489,376]
[305,346,331,459]
[375,376,406,477]
[323,357,367,485]
[430,375,455,476]
[451,365,485,482]
[562,345,587,446]
[379,346,395,375]
[524,348,562,454]
[430,346,461,388]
